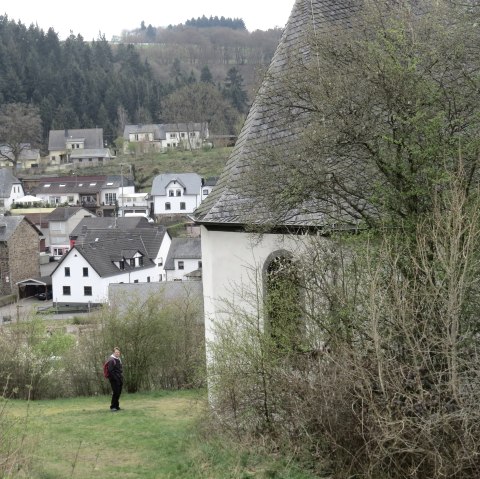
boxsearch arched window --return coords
[264,251,303,352]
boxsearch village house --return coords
[123,122,209,153]
[0,168,25,212]
[51,226,171,306]
[0,216,42,296]
[29,175,136,217]
[45,207,95,259]
[151,173,202,216]
[48,128,115,167]
[164,237,202,281]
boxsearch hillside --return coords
[0,15,280,152]
[34,146,232,192]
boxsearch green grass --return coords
[3,390,317,479]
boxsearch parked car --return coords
[35,290,53,300]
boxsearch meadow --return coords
[2,390,317,479]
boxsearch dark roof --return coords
[0,168,21,198]
[193,0,361,227]
[46,207,93,221]
[48,128,104,150]
[164,237,202,270]
[69,228,168,278]
[70,217,154,238]
[30,175,133,195]
[203,177,218,187]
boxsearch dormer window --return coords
[176,190,181,196]
[169,190,174,197]
[129,258,135,267]
[119,260,125,270]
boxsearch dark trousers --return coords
[109,379,123,409]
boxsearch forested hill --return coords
[0,15,281,150]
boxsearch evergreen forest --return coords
[0,15,281,151]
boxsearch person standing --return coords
[107,347,123,411]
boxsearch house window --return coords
[178,261,184,270]
[203,189,209,195]
[176,190,181,196]
[63,286,71,296]
[169,133,177,138]
[134,279,139,283]
[198,261,202,269]
[84,286,92,296]
[180,202,186,210]
[105,193,116,204]
[68,196,74,203]
[181,132,186,138]
[119,260,125,270]
[165,202,171,211]
[147,277,150,283]
[64,267,70,277]
[83,267,89,277]
[189,132,195,137]
[169,190,174,197]
[130,259,135,267]
[158,257,163,267]
[139,257,144,266]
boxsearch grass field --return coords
[2,390,317,479]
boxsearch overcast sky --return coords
[2,0,294,40]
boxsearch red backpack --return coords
[103,359,111,379]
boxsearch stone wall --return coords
[3,220,40,296]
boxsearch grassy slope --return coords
[4,390,317,479]
[65,147,232,192]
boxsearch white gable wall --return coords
[5,184,25,209]
[156,233,172,281]
[200,227,320,345]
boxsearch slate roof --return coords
[46,207,93,222]
[70,148,115,159]
[48,128,104,151]
[0,168,21,198]
[30,175,133,195]
[69,228,168,278]
[151,173,202,197]
[193,0,362,227]
[70,217,154,238]
[164,237,202,270]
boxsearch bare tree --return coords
[0,103,42,171]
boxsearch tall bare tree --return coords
[0,103,42,171]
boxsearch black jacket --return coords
[107,356,123,383]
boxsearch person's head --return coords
[113,347,121,358]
